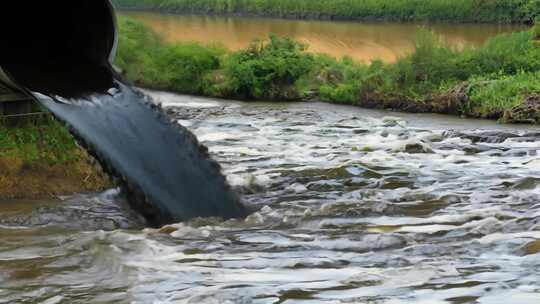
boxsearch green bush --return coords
[521,0,540,23]
[154,44,223,94]
[388,29,461,94]
[319,83,358,104]
[317,57,388,104]
[219,35,314,100]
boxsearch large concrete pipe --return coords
[0,1,248,226]
[0,1,118,98]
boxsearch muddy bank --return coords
[0,149,111,200]
[355,97,540,124]
[309,82,540,124]
[157,83,540,124]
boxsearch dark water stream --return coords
[3,60,246,226]
[31,80,246,226]
[2,92,540,303]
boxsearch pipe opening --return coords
[0,1,117,97]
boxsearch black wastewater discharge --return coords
[0,1,248,227]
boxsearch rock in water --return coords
[521,240,540,256]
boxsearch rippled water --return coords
[121,12,527,62]
[2,92,540,303]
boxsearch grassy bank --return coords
[0,117,111,199]
[112,0,540,24]
[116,16,540,123]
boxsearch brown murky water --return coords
[121,12,527,62]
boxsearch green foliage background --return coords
[115,16,540,119]
[113,0,540,23]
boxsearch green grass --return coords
[0,116,81,165]
[116,17,314,100]
[115,16,540,121]
[112,0,540,24]
[314,28,540,108]
[116,17,225,94]
[465,70,540,115]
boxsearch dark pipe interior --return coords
[0,1,117,96]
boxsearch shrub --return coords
[521,0,540,23]
[154,44,224,94]
[460,31,540,76]
[220,35,314,100]
[317,57,391,104]
[116,17,224,94]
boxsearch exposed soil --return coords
[502,94,540,124]
[0,151,112,200]
[335,82,540,124]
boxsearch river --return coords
[2,90,540,303]
[121,12,527,62]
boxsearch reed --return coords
[112,0,540,24]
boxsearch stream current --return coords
[2,91,540,303]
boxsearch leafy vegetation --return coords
[466,71,540,115]
[0,116,112,199]
[0,116,81,165]
[116,17,224,94]
[315,28,540,118]
[112,0,540,24]
[116,16,540,121]
[212,36,314,100]
[116,17,314,100]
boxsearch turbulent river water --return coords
[121,12,526,62]
[2,91,540,303]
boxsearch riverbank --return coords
[112,0,540,24]
[121,11,528,64]
[0,117,111,200]
[116,16,540,124]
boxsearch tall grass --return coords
[317,28,540,106]
[0,116,80,164]
[465,71,540,115]
[112,0,540,23]
[213,36,314,100]
[116,17,225,94]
